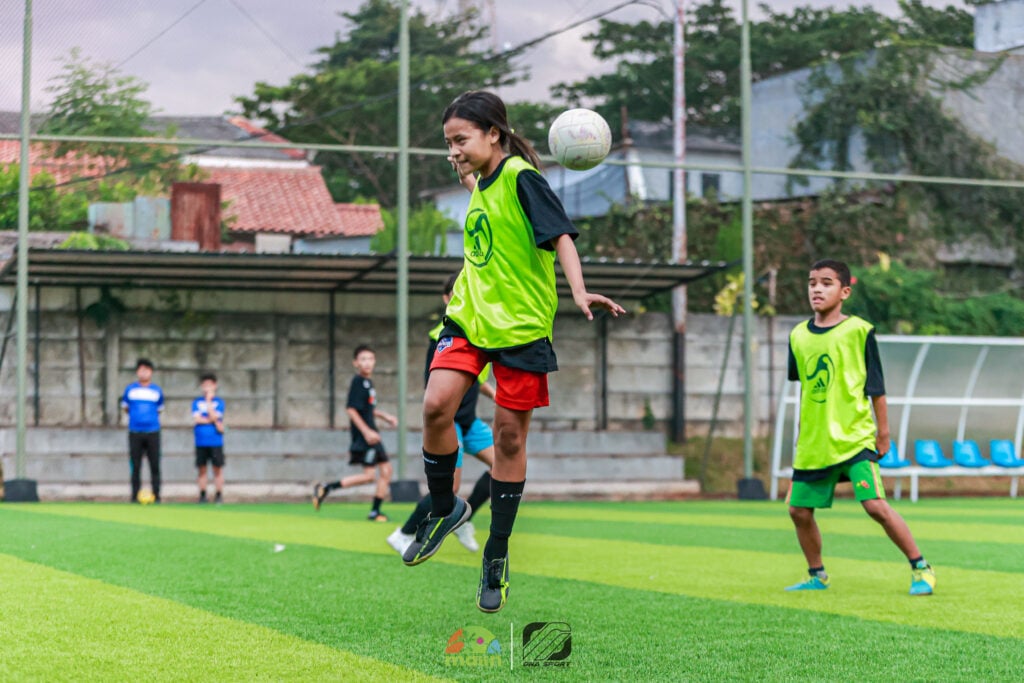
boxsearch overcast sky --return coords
[0,0,970,116]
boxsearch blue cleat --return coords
[910,562,935,596]
[785,573,830,591]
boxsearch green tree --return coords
[0,165,88,231]
[553,1,973,133]
[235,0,552,206]
[371,203,458,255]
[40,48,186,197]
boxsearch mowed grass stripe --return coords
[511,505,1024,545]
[526,499,1024,527]
[0,553,445,683]
[21,504,1023,640]
[4,512,1023,681]
[508,517,1024,573]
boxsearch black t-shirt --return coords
[347,374,377,451]
[787,321,885,396]
[424,337,480,432]
[474,158,579,250]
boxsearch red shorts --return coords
[430,336,549,411]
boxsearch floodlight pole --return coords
[14,0,33,481]
[670,0,688,444]
[739,0,760,492]
[396,0,411,482]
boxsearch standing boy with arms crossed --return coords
[786,259,935,595]
[193,372,226,504]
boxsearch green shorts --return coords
[788,459,886,509]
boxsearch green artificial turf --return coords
[1,498,1021,681]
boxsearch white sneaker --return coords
[386,527,414,556]
[454,521,479,552]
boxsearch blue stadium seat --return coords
[878,443,911,468]
[953,440,990,468]
[990,440,1024,468]
[914,439,954,468]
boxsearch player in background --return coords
[193,372,226,504]
[786,259,935,596]
[314,345,398,521]
[122,357,164,503]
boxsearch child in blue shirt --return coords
[122,358,164,503]
[192,372,226,504]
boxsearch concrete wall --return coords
[0,285,795,439]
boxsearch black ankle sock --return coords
[908,556,924,568]
[808,566,825,576]
[403,495,432,534]
[466,471,491,521]
[423,448,458,517]
[484,478,524,561]
[372,496,383,513]
[324,481,342,492]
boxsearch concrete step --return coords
[2,427,681,485]
[34,478,700,503]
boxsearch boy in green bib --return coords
[786,259,935,596]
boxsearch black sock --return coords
[423,448,458,517]
[402,495,432,534]
[466,471,491,521]
[484,478,524,561]
[372,496,383,513]
[324,481,342,492]
[809,566,825,576]
[908,556,924,568]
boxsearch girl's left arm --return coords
[554,234,626,320]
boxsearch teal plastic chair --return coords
[914,440,954,468]
[990,440,1024,468]
[953,440,989,468]
[878,443,911,468]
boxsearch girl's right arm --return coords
[554,234,626,320]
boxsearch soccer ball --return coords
[548,108,612,171]
[137,489,156,505]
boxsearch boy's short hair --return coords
[353,344,375,359]
[136,358,154,370]
[810,259,852,287]
[443,271,460,296]
[200,372,217,383]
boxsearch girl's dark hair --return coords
[200,372,217,383]
[810,259,852,287]
[443,271,460,296]
[443,91,542,169]
[353,344,375,358]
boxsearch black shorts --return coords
[195,446,225,468]
[349,445,388,467]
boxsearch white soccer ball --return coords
[548,108,612,171]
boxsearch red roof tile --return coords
[335,203,385,237]
[226,117,307,160]
[0,140,118,185]
[207,165,380,237]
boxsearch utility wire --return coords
[4,0,646,198]
[226,0,307,68]
[115,0,211,69]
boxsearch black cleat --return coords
[402,496,471,566]
[476,555,510,613]
[312,483,328,511]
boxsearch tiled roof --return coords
[208,165,380,237]
[335,203,385,237]
[0,140,118,185]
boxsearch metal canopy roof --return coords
[0,249,733,299]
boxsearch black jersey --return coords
[347,374,378,451]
